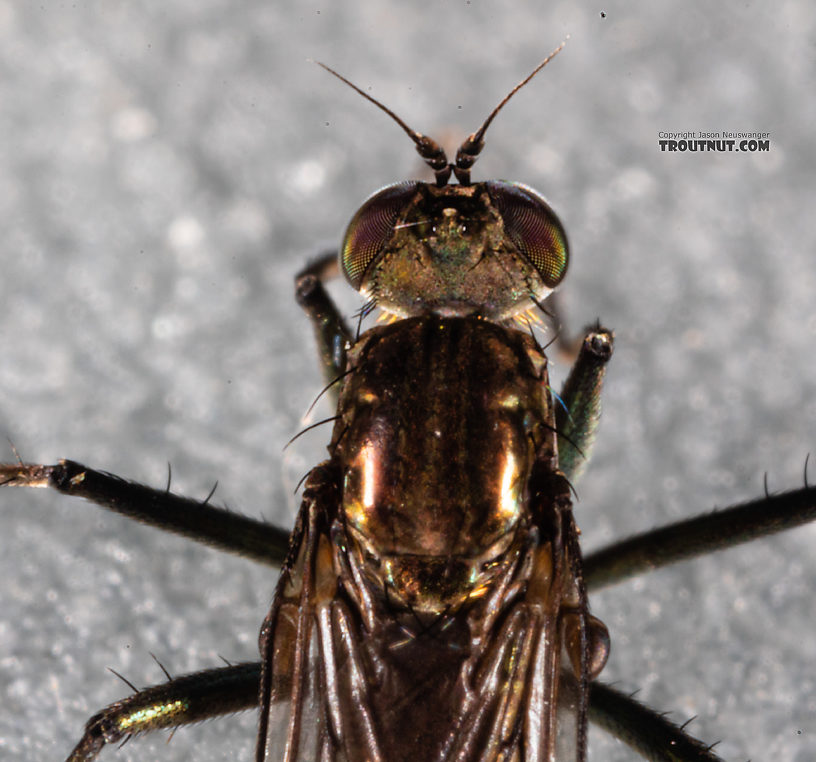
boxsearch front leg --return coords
[0,460,290,566]
[295,252,354,393]
[555,325,614,487]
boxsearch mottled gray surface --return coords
[1,2,814,760]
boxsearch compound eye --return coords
[341,182,420,290]
[487,181,569,289]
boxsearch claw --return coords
[0,462,55,488]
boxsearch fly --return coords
[2,44,815,762]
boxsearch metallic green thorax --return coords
[332,315,554,614]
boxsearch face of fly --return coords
[340,179,568,320]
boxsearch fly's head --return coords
[342,180,567,319]
[320,42,569,320]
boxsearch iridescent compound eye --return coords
[486,181,569,289]
[341,182,420,289]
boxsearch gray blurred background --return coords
[1,2,814,760]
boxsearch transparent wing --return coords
[257,467,590,761]
[256,464,340,762]
[441,522,590,762]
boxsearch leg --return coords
[555,325,614,486]
[295,252,354,393]
[0,460,290,567]
[589,681,723,762]
[67,662,261,761]
[583,484,816,590]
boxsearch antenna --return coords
[453,39,567,184]
[315,39,567,187]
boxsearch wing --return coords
[440,496,593,762]
[256,464,594,762]
[256,462,344,762]
[256,461,389,761]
